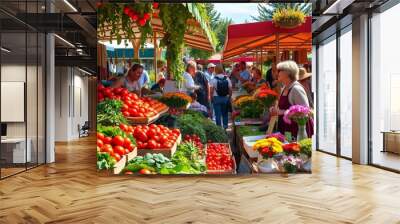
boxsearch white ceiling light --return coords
[1,47,11,53]
[63,0,78,12]
[54,34,75,48]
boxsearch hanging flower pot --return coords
[272,8,306,29]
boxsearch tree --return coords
[252,3,312,22]
[204,3,221,30]
[189,4,232,58]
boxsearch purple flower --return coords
[283,105,312,125]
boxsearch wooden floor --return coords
[1,136,400,224]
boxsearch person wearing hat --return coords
[298,67,313,108]
[205,63,216,82]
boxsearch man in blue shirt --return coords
[138,65,150,88]
[238,61,251,85]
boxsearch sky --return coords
[213,3,260,24]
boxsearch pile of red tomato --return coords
[98,85,165,118]
[206,143,234,171]
[97,132,135,162]
[133,124,181,149]
[183,134,204,151]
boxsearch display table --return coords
[382,131,400,154]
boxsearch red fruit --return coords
[124,148,130,154]
[124,138,132,149]
[119,124,128,131]
[143,13,150,20]
[103,136,112,144]
[97,84,105,91]
[97,139,104,148]
[138,18,146,26]
[122,111,130,117]
[129,143,135,152]
[112,153,121,162]
[113,145,125,156]
[139,169,151,175]
[101,144,113,154]
[132,14,139,21]
[125,171,133,175]
[112,136,125,146]
[123,6,130,15]
[147,140,157,149]
[153,3,159,9]
[97,132,105,140]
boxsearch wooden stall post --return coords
[267,33,280,135]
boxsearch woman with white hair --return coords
[182,61,200,94]
[270,60,313,138]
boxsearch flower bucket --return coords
[257,157,278,173]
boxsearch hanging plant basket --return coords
[272,8,306,29]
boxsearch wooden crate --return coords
[126,106,169,125]
[111,155,127,175]
[205,143,236,174]
[137,134,181,158]
[205,143,232,155]
[125,147,138,162]
[206,155,237,174]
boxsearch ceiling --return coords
[0,0,97,73]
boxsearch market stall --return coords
[221,16,313,174]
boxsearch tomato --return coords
[160,135,168,143]
[124,148,130,154]
[162,142,172,148]
[112,153,121,161]
[112,136,125,146]
[146,129,157,139]
[97,84,105,91]
[152,135,160,143]
[119,124,128,131]
[136,130,148,142]
[97,139,104,148]
[113,145,125,156]
[124,171,133,175]
[101,144,113,154]
[103,136,112,144]
[128,126,134,133]
[113,87,123,94]
[139,168,151,174]
[97,132,105,140]
[122,111,130,117]
[172,128,180,135]
[129,143,135,151]
[121,104,129,112]
[147,140,157,149]
[123,138,131,148]
[121,89,129,97]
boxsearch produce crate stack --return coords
[206,143,236,174]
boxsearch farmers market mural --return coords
[96,2,313,175]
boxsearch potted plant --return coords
[253,137,283,172]
[272,8,306,29]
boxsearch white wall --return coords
[54,66,89,141]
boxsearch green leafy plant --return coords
[96,99,128,126]
[97,125,136,145]
[238,125,265,137]
[97,152,116,170]
[159,4,191,81]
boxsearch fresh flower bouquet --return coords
[254,84,279,108]
[283,105,313,141]
[233,95,254,108]
[283,105,313,125]
[266,132,286,143]
[281,155,303,173]
[299,138,312,158]
[253,137,283,159]
[282,143,301,155]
